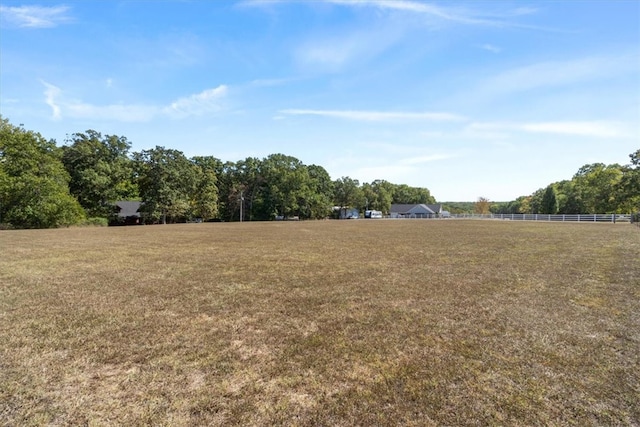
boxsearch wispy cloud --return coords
[479,44,501,53]
[163,86,228,118]
[294,26,403,72]
[41,80,62,119]
[521,121,630,138]
[479,53,640,96]
[280,109,465,122]
[41,81,228,122]
[469,120,631,138]
[244,0,548,30]
[0,5,72,28]
[326,0,494,25]
[340,153,453,188]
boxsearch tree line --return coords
[488,154,640,216]
[0,117,435,228]
[2,117,637,228]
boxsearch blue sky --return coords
[1,0,638,201]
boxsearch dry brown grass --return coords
[1,220,639,426]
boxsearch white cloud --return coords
[41,81,228,122]
[242,0,543,29]
[521,121,630,138]
[343,156,451,188]
[479,44,501,53]
[329,1,442,14]
[280,109,465,122]
[247,0,549,29]
[469,120,631,138]
[41,80,62,119]
[163,86,228,118]
[294,26,403,72]
[0,5,72,28]
[480,53,640,96]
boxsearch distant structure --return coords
[390,204,444,219]
[112,201,142,225]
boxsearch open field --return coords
[1,220,639,426]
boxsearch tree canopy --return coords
[62,130,137,217]
[0,116,637,228]
[0,118,84,228]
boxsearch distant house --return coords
[112,201,142,225]
[390,204,443,219]
[333,207,359,219]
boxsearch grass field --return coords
[1,220,639,426]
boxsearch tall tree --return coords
[573,163,624,213]
[133,146,198,224]
[474,197,491,214]
[362,179,394,214]
[62,130,137,218]
[190,156,221,220]
[333,176,363,217]
[0,117,84,228]
[617,149,640,213]
[304,164,334,219]
[261,154,309,219]
[391,184,435,204]
[540,185,558,214]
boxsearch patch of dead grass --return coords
[1,220,638,425]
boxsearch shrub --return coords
[79,217,109,227]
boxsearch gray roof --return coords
[390,203,443,215]
[115,201,142,218]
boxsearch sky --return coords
[1,0,639,201]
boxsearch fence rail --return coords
[446,213,631,223]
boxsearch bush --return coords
[79,217,109,227]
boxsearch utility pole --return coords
[239,190,244,222]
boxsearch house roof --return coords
[115,201,142,218]
[390,203,443,215]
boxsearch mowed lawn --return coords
[1,220,638,426]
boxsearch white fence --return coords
[447,213,631,223]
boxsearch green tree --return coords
[390,184,435,204]
[555,180,583,214]
[540,185,558,214]
[133,146,198,224]
[573,163,623,213]
[0,117,84,228]
[190,156,221,220]
[362,179,394,214]
[62,130,137,218]
[304,164,334,219]
[333,176,363,217]
[617,149,640,213]
[261,154,309,219]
